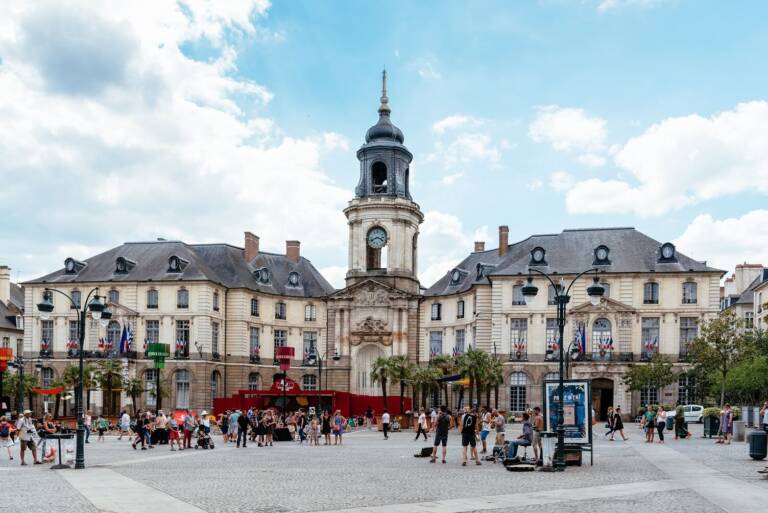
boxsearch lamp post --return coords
[521,270,603,471]
[37,288,110,470]
[307,349,340,414]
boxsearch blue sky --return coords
[1,0,767,287]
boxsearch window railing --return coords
[643,298,658,305]
[39,348,52,358]
[640,349,657,362]
[509,349,528,361]
[174,347,190,359]
[302,357,317,366]
[682,298,697,305]
[249,355,261,364]
[590,351,614,362]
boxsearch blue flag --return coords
[119,325,128,353]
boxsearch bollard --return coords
[733,420,745,442]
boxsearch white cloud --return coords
[432,115,482,134]
[0,0,351,280]
[529,105,607,153]
[440,172,464,185]
[425,133,502,170]
[318,265,347,290]
[563,101,768,216]
[526,179,544,191]
[414,58,441,80]
[549,171,575,192]
[674,210,768,273]
[577,153,607,167]
[597,0,668,13]
[418,211,488,286]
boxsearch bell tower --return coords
[344,71,423,294]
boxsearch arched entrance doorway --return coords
[353,344,386,395]
[591,378,614,421]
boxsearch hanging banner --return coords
[32,387,65,395]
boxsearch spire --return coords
[378,68,390,115]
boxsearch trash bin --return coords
[539,432,557,471]
[665,416,674,431]
[749,430,767,460]
[703,416,720,438]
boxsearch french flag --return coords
[119,325,129,353]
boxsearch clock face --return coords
[532,248,544,262]
[65,259,74,272]
[367,227,387,249]
[451,270,461,283]
[662,244,674,259]
[596,247,608,261]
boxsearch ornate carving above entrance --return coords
[353,283,390,306]
[356,316,389,333]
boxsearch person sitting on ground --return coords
[506,412,533,462]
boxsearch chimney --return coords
[0,266,10,305]
[286,240,301,263]
[474,241,485,252]
[498,226,509,257]
[244,232,259,261]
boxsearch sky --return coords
[1,0,768,289]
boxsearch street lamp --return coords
[37,287,106,469]
[521,270,603,471]
[307,349,340,414]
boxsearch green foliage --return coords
[702,406,741,420]
[622,353,678,391]
[369,356,391,404]
[456,346,490,406]
[387,355,415,413]
[706,356,768,405]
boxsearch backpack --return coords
[0,423,9,437]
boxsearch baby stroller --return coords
[194,427,215,450]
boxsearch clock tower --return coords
[344,70,423,294]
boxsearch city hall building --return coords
[19,76,724,419]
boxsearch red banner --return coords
[32,387,64,395]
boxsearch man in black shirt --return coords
[460,406,481,466]
[236,411,249,448]
[297,409,307,445]
[429,405,452,464]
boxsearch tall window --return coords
[678,375,696,405]
[146,320,159,344]
[176,320,190,356]
[302,374,318,391]
[211,322,220,355]
[455,329,465,355]
[745,312,754,329]
[512,285,525,305]
[303,331,317,361]
[641,318,660,359]
[545,318,559,357]
[275,302,286,320]
[510,319,527,358]
[547,285,561,305]
[212,291,220,311]
[41,319,53,350]
[682,282,697,304]
[640,386,658,407]
[679,317,698,355]
[431,303,442,321]
[210,371,220,406]
[147,289,158,309]
[305,304,316,322]
[107,321,121,349]
[509,372,528,412]
[429,331,443,357]
[251,298,259,316]
[71,290,81,309]
[249,326,260,359]
[591,318,613,354]
[175,370,190,409]
[643,282,659,304]
[274,329,287,360]
[457,300,465,319]
[248,372,261,391]
[68,320,80,346]
[108,289,119,304]
[177,288,189,309]
[145,369,157,407]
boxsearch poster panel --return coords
[543,379,591,444]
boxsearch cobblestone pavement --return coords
[0,423,766,513]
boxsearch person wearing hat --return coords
[15,410,41,465]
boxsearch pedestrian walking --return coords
[118,410,131,440]
[84,410,92,443]
[219,410,230,445]
[414,408,428,441]
[610,406,628,441]
[297,409,308,445]
[321,410,332,445]
[429,405,452,464]
[15,409,40,465]
[759,401,768,433]
[229,410,239,443]
[719,404,734,445]
[0,416,14,460]
[381,409,390,440]
[236,410,249,448]
[604,406,615,438]
[97,414,108,442]
[643,406,656,443]
[656,406,667,443]
[460,406,481,466]
[479,406,491,454]
[365,407,373,430]
[155,410,168,445]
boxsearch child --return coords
[97,415,108,442]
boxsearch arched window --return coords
[145,369,157,407]
[543,371,560,382]
[509,372,528,412]
[592,318,613,356]
[248,373,261,391]
[177,288,189,309]
[147,289,158,309]
[175,370,190,409]
[210,371,220,406]
[643,282,659,304]
[106,321,121,350]
[457,299,465,319]
[371,162,387,193]
[108,289,119,304]
[302,374,317,391]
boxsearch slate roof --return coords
[24,241,336,298]
[425,227,724,297]
[733,269,768,306]
[1,283,24,332]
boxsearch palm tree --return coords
[413,367,442,408]
[51,378,67,418]
[123,377,144,416]
[485,356,504,409]
[5,372,38,411]
[370,356,391,409]
[428,354,454,407]
[456,347,488,408]
[83,363,98,411]
[387,355,414,413]
[62,365,81,417]
[96,360,123,415]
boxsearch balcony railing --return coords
[302,358,317,366]
[640,350,658,362]
[590,351,614,362]
[39,349,52,358]
[174,348,190,359]
[250,355,261,364]
[509,349,528,362]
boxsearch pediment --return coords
[107,301,139,317]
[570,296,635,315]
[329,278,412,303]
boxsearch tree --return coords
[61,365,81,417]
[82,364,98,411]
[623,353,678,401]
[387,355,414,413]
[5,372,38,411]
[485,356,504,409]
[123,377,144,416]
[96,360,123,415]
[428,354,454,407]
[51,378,67,418]
[370,356,391,409]
[689,310,754,406]
[456,347,489,408]
[412,366,441,408]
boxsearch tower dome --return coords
[365,70,405,144]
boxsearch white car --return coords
[678,405,704,423]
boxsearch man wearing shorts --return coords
[430,405,451,464]
[532,406,544,462]
[479,406,491,454]
[15,410,40,465]
[460,406,481,466]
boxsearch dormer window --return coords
[476,263,496,280]
[450,269,465,286]
[114,257,136,274]
[64,257,86,274]
[593,245,611,265]
[658,243,677,263]
[168,255,188,273]
[530,247,547,266]
[253,267,271,284]
[287,272,300,287]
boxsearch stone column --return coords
[345,308,352,349]
[334,309,341,355]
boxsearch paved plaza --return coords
[2,423,768,513]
